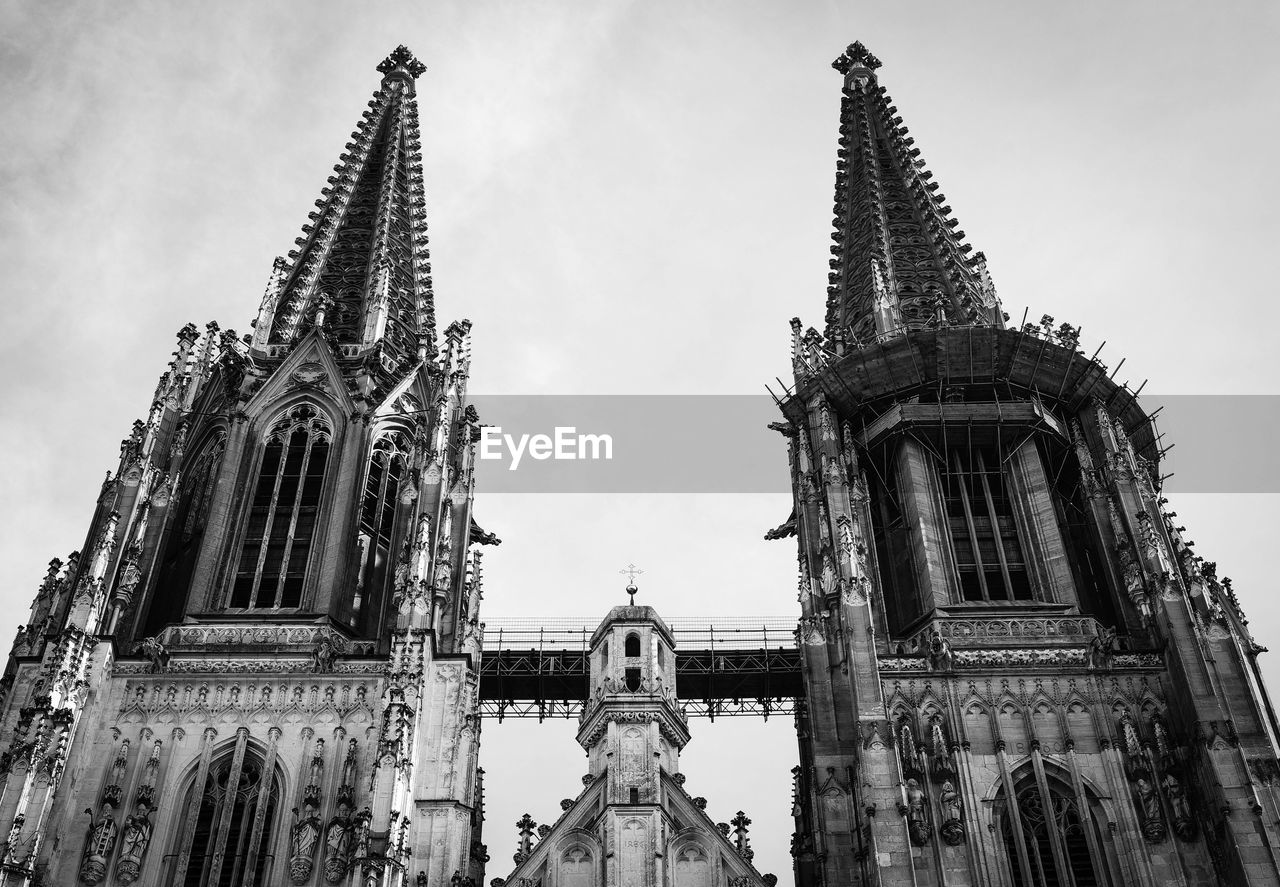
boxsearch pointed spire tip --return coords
[378,45,426,81]
[833,41,881,75]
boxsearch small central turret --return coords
[578,603,689,803]
[500,586,768,887]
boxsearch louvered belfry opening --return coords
[230,405,331,610]
[146,433,226,632]
[941,443,1032,603]
[353,430,408,626]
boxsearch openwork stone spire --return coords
[825,41,1002,345]
[267,45,436,363]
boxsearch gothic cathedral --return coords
[0,40,1277,887]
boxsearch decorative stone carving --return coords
[115,809,153,885]
[136,636,169,673]
[323,801,355,883]
[938,781,964,845]
[1162,773,1196,841]
[926,631,953,671]
[313,636,337,672]
[903,778,931,845]
[78,806,118,884]
[290,804,323,883]
[1087,626,1117,670]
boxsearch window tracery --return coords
[999,773,1106,887]
[231,406,332,610]
[173,751,281,886]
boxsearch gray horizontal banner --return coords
[466,395,1279,494]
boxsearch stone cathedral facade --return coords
[0,39,1277,887]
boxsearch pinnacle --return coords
[832,41,882,75]
[378,45,427,81]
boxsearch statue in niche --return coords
[1162,773,1196,840]
[819,551,838,598]
[290,803,322,883]
[114,809,153,884]
[1135,776,1167,843]
[324,802,354,883]
[79,806,118,884]
[938,781,965,845]
[904,778,932,845]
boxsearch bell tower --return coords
[0,46,495,887]
[774,40,1280,887]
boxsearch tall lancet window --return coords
[999,773,1107,887]
[148,433,226,632]
[941,444,1032,602]
[173,749,281,886]
[354,431,408,619]
[231,405,331,610]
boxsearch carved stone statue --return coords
[904,778,932,845]
[137,636,169,673]
[938,781,965,845]
[1088,626,1117,670]
[79,806,118,885]
[1163,773,1196,840]
[290,805,322,884]
[313,636,336,673]
[323,802,354,884]
[927,631,953,671]
[114,810,153,884]
[1135,776,1167,843]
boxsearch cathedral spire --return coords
[825,41,1002,345]
[268,45,436,365]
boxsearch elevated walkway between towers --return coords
[478,617,802,720]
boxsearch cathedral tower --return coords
[773,41,1280,887]
[0,47,494,886]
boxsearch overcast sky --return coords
[3,0,1279,876]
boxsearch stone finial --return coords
[731,810,753,857]
[378,45,427,81]
[832,41,882,75]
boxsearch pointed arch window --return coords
[148,433,226,631]
[173,748,281,886]
[999,772,1108,887]
[231,406,331,609]
[353,431,409,620]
